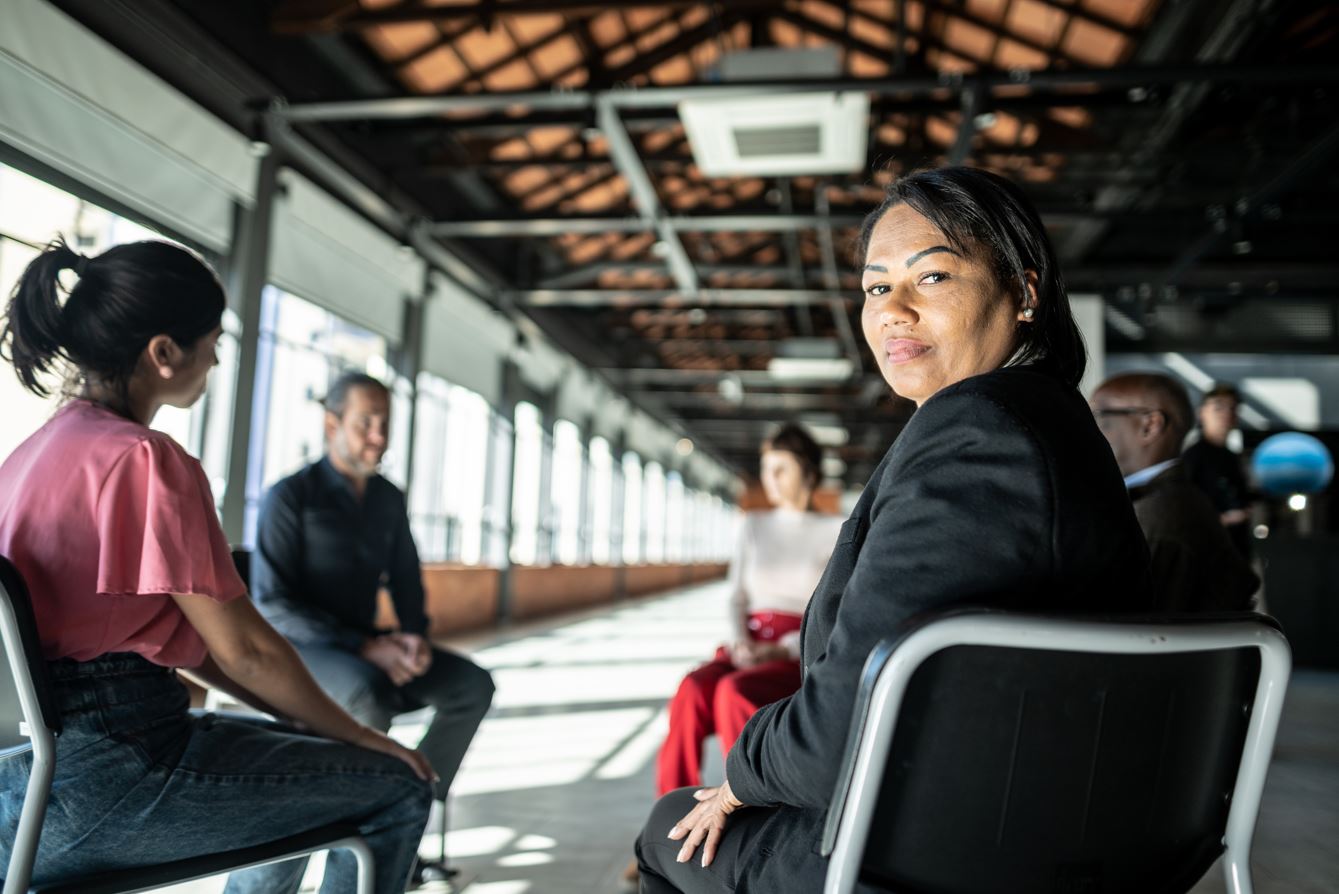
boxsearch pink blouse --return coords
[0,400,245,667]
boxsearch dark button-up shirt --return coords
[252,457,428,652]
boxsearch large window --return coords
[551,419,585,566]
[410,375,493,564]
[621,452,643,565]
[510,401,544,565]
[665,471,686,563]
[643,461,667,564]
[0,162,232,489]
[588,436,614,565]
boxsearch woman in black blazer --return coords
[635,167,1152,893]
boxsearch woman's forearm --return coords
[178,653,291,721]
[215,630,373,747]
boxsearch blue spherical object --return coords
[1252,433,1334,496]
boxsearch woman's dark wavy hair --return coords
[1,237,225,408]
[762,423,824,491]
[855,166,1086,387]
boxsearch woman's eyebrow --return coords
[904,245,961,267]
[862,263,888,273]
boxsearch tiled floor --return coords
[161,580,1337,893]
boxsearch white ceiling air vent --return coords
[679,91,871,178]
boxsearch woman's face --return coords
[165,325,223,409]
[860,203,1032,405]
[760,448,812,510]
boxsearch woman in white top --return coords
[655,424,843,796]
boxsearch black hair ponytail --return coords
[1,237,83,396]
[1,236,226,402]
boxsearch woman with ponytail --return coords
[0,239,433,893]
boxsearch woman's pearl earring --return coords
[1022,307,1035,320]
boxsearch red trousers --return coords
[655,611,803,796]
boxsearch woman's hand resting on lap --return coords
[668,779,745,867]
[354,726,438,784]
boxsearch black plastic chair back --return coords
[0,555,62,749]
[230,548,251,591]
[826,612,1280,894]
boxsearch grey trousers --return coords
[296,644,496,801]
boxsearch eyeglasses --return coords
[1092,406,1162,422]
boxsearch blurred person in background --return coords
[1182,383,1254,559]
[1092,372,1258,612]
[624,424,842,889]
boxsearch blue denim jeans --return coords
[0,653,431,894]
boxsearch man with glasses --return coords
[1091,373,1258,612]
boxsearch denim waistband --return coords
[47,652,174,683]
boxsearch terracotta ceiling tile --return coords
[1006,0,1067,48]
[981,112,1022,147]
[589,11,627,47]
[1062,19,1128,65]
[944,17,996,61]
[366,22,438,61]
[625,9,662,33]
[690,40,721,75]
[964,0,1008,21]
[605,44,637,68]
[504,166,550,193]
[535,34,584,78]
[523,184,567,210]
[994,37,1049,69]
[850,14,894,49]
[1049,105,1094,129]
[638,20,680,54]
[491,138,532,160]
[651,55,695,84]
[926,48,977,73]
[904,1,926,30]
[400,45,467,93]
[508,12,565,44]
[1084,0,1158,29]
[925,115,958,147]
[801,0,846,31]
[770,17,803,47]
[527,126,577,154]
[735,179,765,201]
[454,26,516,71]
[850,51,890,77]
[555,68,589,88]
[878,122,907,144]
[484,57,537,91]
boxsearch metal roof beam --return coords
[513,289,848,308]
[429,214,866,237]
[276,64,1339,122]
[595,97,698,295]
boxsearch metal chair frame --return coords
[0,557,374,894]
[822,613,1292,894]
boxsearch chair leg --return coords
[411,796,457,887]
[348,837,376,894]
[1222,849,1253,894]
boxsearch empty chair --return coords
[0,555,374,894]
[822,610,1291,894]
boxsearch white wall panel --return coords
[0,0,253,250]
[269,172,421,343]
